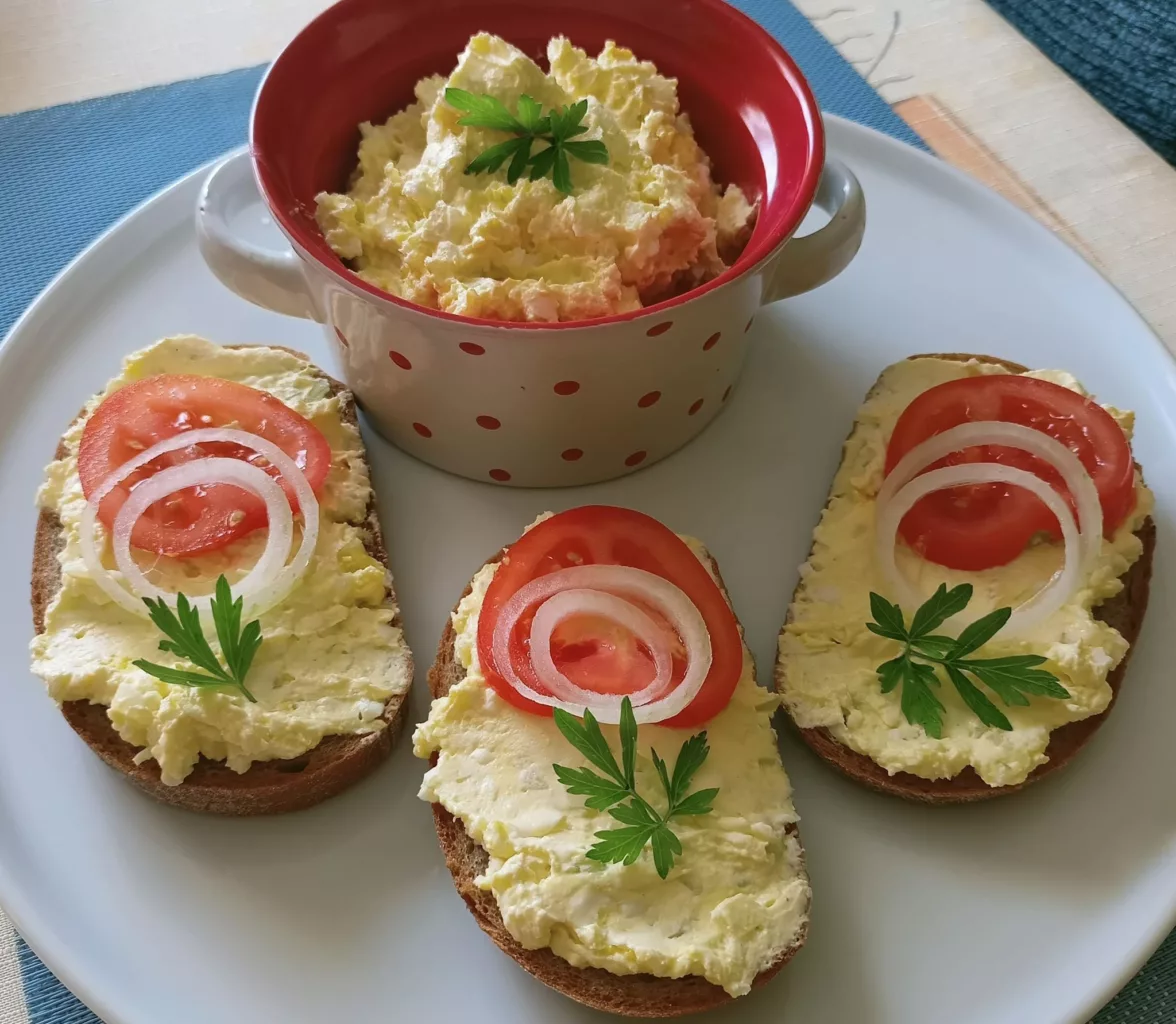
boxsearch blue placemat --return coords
[0,1,1166,1022]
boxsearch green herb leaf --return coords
[909,634,957,660]
[868,587,1068,735]
[619,696,638,790]
[551,148,574,195]
[516,94,543,131]
[587,824,661,867]
[948,606,1012,659]
[868,592,907,640]
[554,696,716,878]
[553,707,625,786]
[444,88,524,131]
[670,787,719,817]
[877,655,906,694]
[900,659,944,738]
[465,136,530,175]
[134,576,260,702]
[448,91,607,193]
[909,583,973,638]
[958,658,1071,701]
[527,145,558,181]
[668,732,709,806]
[562,139,610,164]
[650,826,682,879]
[945,664,1012,731]
[552,765,630,810]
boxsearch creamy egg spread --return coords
[29,336,412,785]
[777,357,1153,787]
[315,33,755,322]
[414,535,809,996]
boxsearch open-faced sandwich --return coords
[414,506,809,1016]
[777,354,1155,802]
[29,335,413,814]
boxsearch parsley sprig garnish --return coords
[553,697,717,879]
[445,88,609,195]
[133,575,262,703]
[868,584,1070,737]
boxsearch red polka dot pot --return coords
[195,0,865,486]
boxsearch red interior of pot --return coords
[252,0,824,327]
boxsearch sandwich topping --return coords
[778,357,1153,786]
[29,336,412,785]
[415,509,809,996]
[315,33,756,322]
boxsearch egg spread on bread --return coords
[29,336,412,786]
[315,33,755,323]
[777,357,1153,788]
[415,510,809,996]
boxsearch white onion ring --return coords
[875,421,1104,636]
[489,565,712,724]
[79,427,320,618]
[112,459,293,616]
[529,589,675,707]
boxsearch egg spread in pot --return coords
[777,357,1153,787]
[316,33,755,322]
[414,533,809,996]
[29,336,412,785]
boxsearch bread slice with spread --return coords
[415,507,810,1016]
[29,336,413,814]
[777,354,1154,802]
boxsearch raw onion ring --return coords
[876,421,1103,635]
[489,564,712,724]
[79,427,319,618]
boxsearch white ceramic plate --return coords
[1,116,1174,1024]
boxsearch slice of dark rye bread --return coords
[426,548,809,1018]
[777,353,1156,804]
[29,346,412,815]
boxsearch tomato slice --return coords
[476,506,743,727]
[78,375,332,557]
[884,374,1136,570]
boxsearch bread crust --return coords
[426,548,808,1017]
[777,353,1155,803]
[29,346,412,815]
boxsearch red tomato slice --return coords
[78,375,332,557]
[884,374,1136,570]
[476,506,742,727]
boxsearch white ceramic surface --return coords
[198,150,865,488]
[2,116,1174,1024]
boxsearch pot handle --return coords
[195,147,322,321]
[761,158,866,304]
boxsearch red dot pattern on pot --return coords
[722,385,733,402]
[562,448,583,462]
[703,332,720,350]
[489,468,511,482]
[476,415,501,430]
[689,398,705,416]
[334,327,349,348]
[625,451,648,467]
[745,317,754,333]
[553,380,580,396]
[646,321,673,337]
[412,422,432,438]
[389,350,412,370]
[460,342,485,355]
[637,391,661,408]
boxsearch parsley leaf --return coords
[133,576,260,702]
[867,587,1070,735]
[446,89,609,195]
[555,696,717,879]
